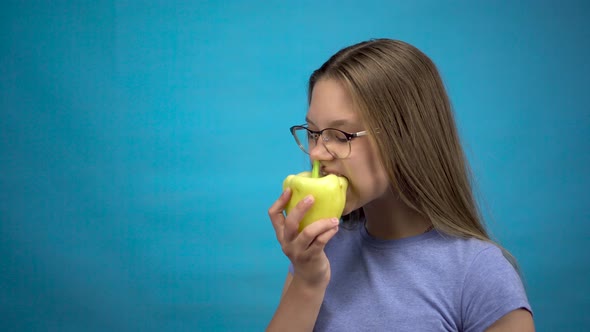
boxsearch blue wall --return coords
[1,1,588,331]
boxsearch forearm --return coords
[266,276,327,332]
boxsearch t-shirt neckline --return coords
[359,222,438,249]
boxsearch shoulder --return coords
[425,235,532,330]
[460,239,519,285]
[456,238,532,331]
[436,236,524,300]
[436,233,499,257]
[421,233,507,271]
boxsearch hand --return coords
[268,188,340,289]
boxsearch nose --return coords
[309,139,335,161]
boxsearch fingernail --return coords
[282,188,291,197]
[304,195,314,204]
[331,218,340,225]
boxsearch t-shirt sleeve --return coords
[461,246,532,332]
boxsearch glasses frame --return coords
[289,125,369,159]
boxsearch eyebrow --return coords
[305,117,352,128]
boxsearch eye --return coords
[335,134,348,143]
[325,129,349,143]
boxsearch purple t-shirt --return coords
[290,223,531,331]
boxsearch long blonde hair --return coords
[308,39,515,264]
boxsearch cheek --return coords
[342,174,377,214]
[343,153,389,212]
[363,146,390,196]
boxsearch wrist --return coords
[291,272,330,293]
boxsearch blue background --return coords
[1,1,588,331]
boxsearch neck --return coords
[363,189,432,240]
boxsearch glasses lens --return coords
[322,129,350,158]
[293,127,315,154]
[292,127,351,158]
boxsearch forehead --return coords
[306,79,359,128]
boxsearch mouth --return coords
[321,169,347,180]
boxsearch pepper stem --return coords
[311,160,320,178]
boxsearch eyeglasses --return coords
[290,125,368,159]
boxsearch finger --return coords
[283,194,314,242]
[268,188,292,241]
[295,218,340,249]
[307,224,339,254]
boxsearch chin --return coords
[342,206,353,216]
[342,200,360,217]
